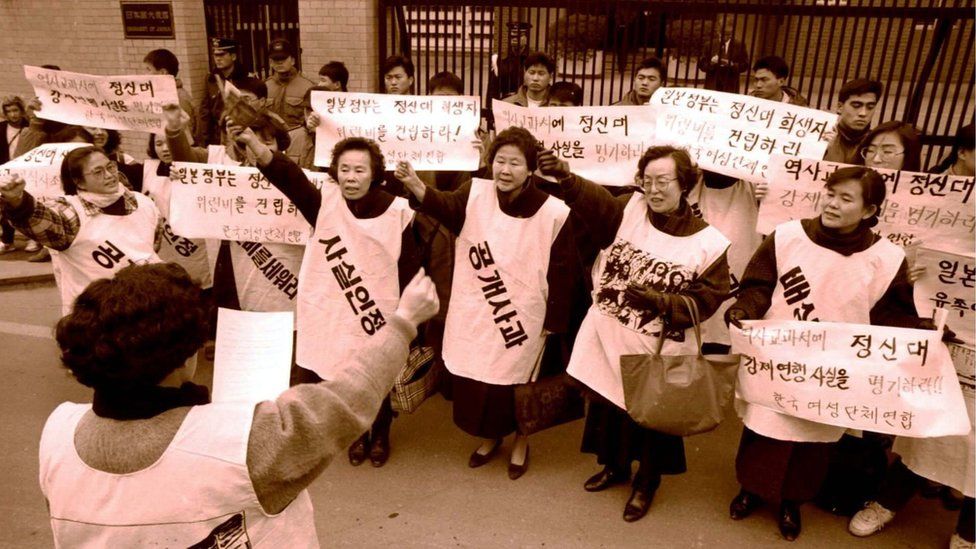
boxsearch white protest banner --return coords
[312,91,481,171]
[24,65,178,132]
[651,87,837,182]
[168,162,318,245]
[492,99,656,187]
[0,143,87,198]
[948,343,975,398]
[761,155,975,253]
[730,319,971,438]
[913,248,976,345]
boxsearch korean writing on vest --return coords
[779,265,819,321]
[318,234,386,335]
[91,240,133,269]
[237,241,299,300]
[469,241,528,348]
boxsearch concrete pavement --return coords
[0,282,959,548]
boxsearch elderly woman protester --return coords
[537,146,731,522]
[395,127,579,480]
[236,131,421,468]
[0,147,162,313]
[163,92,304,316]
[39,262,438,547]
[724,166,924,541]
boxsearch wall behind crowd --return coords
[0,0,210,160]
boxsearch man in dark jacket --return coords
[614,57,666,105]
[698,16,750,94]
[749,56,808,107]
[196,38,262,146]
[823,79,883,164]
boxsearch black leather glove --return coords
[537,149,572,179]
[725,307,748,329]
[623,283,668,318]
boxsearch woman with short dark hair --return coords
[537,145,731,522]
[724,166,924,541]
[238,131,422,469]
[39,262,439,547]
[396,126,579,480]
[0,146,162,313]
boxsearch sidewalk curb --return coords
[0,273,56,289]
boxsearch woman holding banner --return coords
[395,127,579,480]
[163,102,304,317]
[724,166,923,541]
[0,146,162,314]
[536,145,731,523]
[237,130,421,469]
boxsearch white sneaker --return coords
[849,501,896,537]
[23,240,40,252]
[0,242,15,254]
[950,533,975,549]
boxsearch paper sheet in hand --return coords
[212,308,294,403]
[0,143,87,198]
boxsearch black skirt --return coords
[735,426,833,503]
[580,392,686,477]
[452,375,517,439]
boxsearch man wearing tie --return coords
[698,16,750,94]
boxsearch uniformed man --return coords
[265,38,315,131]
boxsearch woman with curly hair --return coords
[237,131,421,468]
[0,146,162,313]
[39,262,439,547]
[395,126,580,480]
[724,166,924,541]
[537,145,731,523]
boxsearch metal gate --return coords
[379,0,975,167]
[203,0,302,81]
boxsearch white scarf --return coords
[77,188,126,209]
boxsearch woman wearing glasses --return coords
[537,146,731,522]
[856,120,922,172]
[0,147,162,313]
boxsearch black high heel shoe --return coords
[508,445,529,480]
[778,501,801,541]
[468,439,502,468]
[348,433,369,466]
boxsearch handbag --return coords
[619,295,739,436]
[514,372,585,435]
[390,345,438,414]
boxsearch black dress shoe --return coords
[623,485,657,522]
[778,501,801,541]
[468,439,501,468]
[584,467,630,492]
[508,446,529,480]
[729,489,763,520]
[369,433,390,467]
[348,433,369,466]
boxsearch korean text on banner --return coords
[730,319,971,438]
[492,100,656,187]
[312,91,481,171]
[913,248,976,345]
[761,155,975,253]
[24,65,178,132]
[651,88,837,182]
[0,143,88,198]
[168,162,317,245]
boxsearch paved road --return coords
[0,283,957,548]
